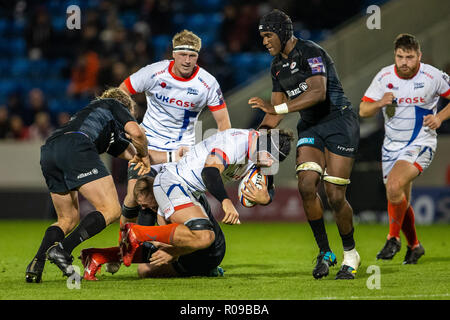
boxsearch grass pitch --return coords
[0,220,449,300]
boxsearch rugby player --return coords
[360,34,450,264]
[80,128,293,279]
[249,9,360,279]
[25,88,151,282]
[118,29,231,227]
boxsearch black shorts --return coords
[172,194,226,277]
[40,133,110,193]
[296,108,359,158]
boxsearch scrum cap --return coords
[259,9,293,52]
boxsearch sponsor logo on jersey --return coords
[155,93,195,107]
[159,81,172,89]
[414,82,425,90]
[187,87,199,95]
[151,69,166,79]
[307,56,325,74]
[397,96,425,104]
[297,137,315,145]
[198,77,210,90]
[286,82,308,97]
[77,168,98,179]
[387,83,398,90]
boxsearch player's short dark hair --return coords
[394,33,420,52]
[133,176,155,200]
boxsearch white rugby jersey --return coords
[124,60,227,151]
[165,129,258,193]
[362,63,450,152]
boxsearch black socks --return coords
[308,218,331,253]
[61,211,106,254]
[35,225,65,261]
[340,227,355,251]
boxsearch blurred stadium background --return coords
[0,0,449,226]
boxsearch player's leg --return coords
[323,150,360,279]
[296,145,337,279]
[26,191,79,282]
[47,175,121,276]
[377,160,419,260]
[400,182,425,264]
[121,204,215,266]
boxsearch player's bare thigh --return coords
[78,175,121,225]
[50,190,80,234]
[386,160,420,202]
[137,262,179,278]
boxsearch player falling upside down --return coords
[25,88,151,283]
[360,33,450,264]
[250,9,360,279]
[118,29,231,227]
[80,128,293,280]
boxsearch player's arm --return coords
[257,92,287,129]
[211,107,231,131]
[249,75,327,115]
[423,93,450,129]
[359,92,395,118]
[124,121,151,175]
[201,153,240,225]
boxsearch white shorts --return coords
[153,166,203,220]
[382,144,434,183]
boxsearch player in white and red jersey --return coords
[79,129,293,279]
[360,34,450,264]
[118,30,231,226]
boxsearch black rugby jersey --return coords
[47,98,136,156]
[271,38,352,124]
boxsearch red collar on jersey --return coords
[168,60,200,82]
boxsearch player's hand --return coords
[221,199,241,225]
[248,97,276,115]
[378,92,395,108]
[149,248,176,266]
[241,180,271,205]
[175,145,190,161]
[423,114,442,130]
[130,155,151,175]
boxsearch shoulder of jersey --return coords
[420,63,444,77]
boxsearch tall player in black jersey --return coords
[25,88,151,283]
[249,10,360,279]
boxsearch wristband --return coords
[166,151,173,163]
[274,103,289,114]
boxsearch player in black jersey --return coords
[249,9,360,279]
[25,88,151,283]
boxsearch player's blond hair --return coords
[172,29,201,53]
[98,87,136,111]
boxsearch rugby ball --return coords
[238,166,268,208]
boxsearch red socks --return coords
[131,223,179,245]
[387,196,408,240]
[388,197,420,248]
[402,205,420,249]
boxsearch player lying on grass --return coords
[80,128,293,279]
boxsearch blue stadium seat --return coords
[151,35,172,61]
[120,12,138,29]
[11,58,30,78]
[9,38,26,57]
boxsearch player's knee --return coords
[193,230,215,250]
[184,218,215,250]
[326,189,346,211]
[386,178,403,199]
[57,216,79,234]
[297,175,318,201]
